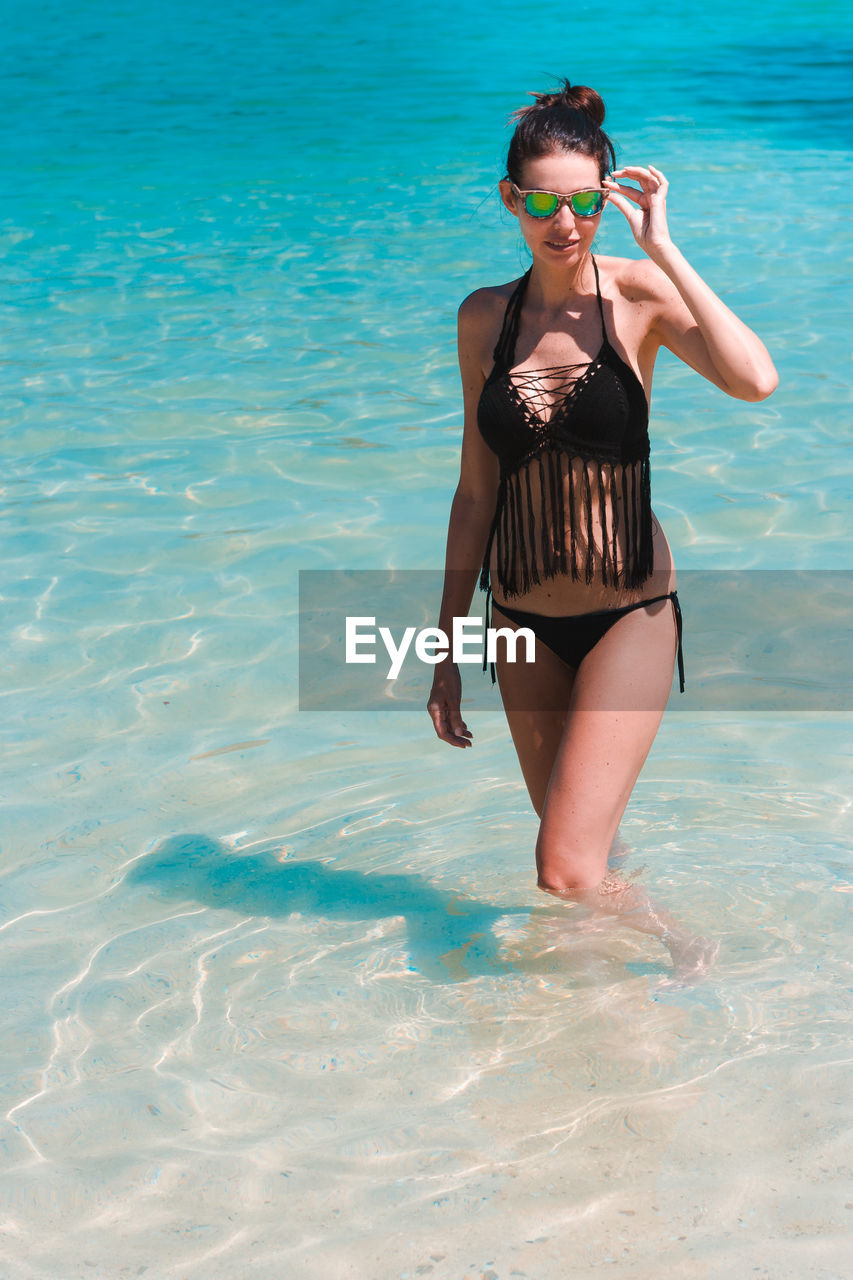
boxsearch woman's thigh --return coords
[492,605,576,817]
[536,597,678,889]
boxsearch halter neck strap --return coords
[590,254,609,346]
[490,254,608,374]
[490,267,532,372]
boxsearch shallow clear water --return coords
[2,1,852,1277]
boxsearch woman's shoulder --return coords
[457,275,525,359]
[458,276,521,319]
[594,253,669,303]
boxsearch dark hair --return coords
[505,79,616,185]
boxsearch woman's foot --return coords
[663,931,721,982]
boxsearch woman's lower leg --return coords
[538,872,719,978]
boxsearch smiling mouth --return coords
[546,239,578,248]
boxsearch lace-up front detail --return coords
[477,256,654,597]
[504,361,600,430]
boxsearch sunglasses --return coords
[509,181,608,219]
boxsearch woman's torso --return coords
[477,253,675,614]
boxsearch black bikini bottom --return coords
[482,588,685,693]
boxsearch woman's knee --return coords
[537,868,601,894]
[535,831,606,893]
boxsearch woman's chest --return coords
[477,353,647,466]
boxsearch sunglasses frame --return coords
[508,180,609,219]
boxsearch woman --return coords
[426,80,778,977]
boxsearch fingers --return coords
[603,178,645,206]
[606,164,668,197]
[426,695,473,748]
[602,184,644,225]
[601,188,635,217]
[435,723,473,748]
[611,164,667,183]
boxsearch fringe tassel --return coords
[479,449,653,599]
[478,479,501,594]
[597,459,610,587]
[567,456,577,581]
[537,455,551,580]
[506,469,518,592]
[548,450,560,579]
[623,462,634,582]
[583,460,594,584]
[638,454,654,583]
[499,472,509,589]
[524,463,536,592]
[512,470,527,593]
[609,463,620,587]
[557,452,568,575]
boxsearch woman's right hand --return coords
[427,660,473,748]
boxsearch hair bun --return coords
[528,78,606,127]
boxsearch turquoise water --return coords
[2,1,853,1276]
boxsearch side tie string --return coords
[481,584,497,685]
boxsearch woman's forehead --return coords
[520,151,601,186]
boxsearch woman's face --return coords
[499,150,605,267]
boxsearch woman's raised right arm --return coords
[427,289,501,748]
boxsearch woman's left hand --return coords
[603,164,674,259]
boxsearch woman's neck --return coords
[526,250,594,314]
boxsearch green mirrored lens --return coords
[525,190,559,217]
[570,191,604,217]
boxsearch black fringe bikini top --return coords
[477,254,654,599]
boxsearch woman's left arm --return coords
[604,164,779,402]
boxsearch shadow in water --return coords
[127,834,554,983]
